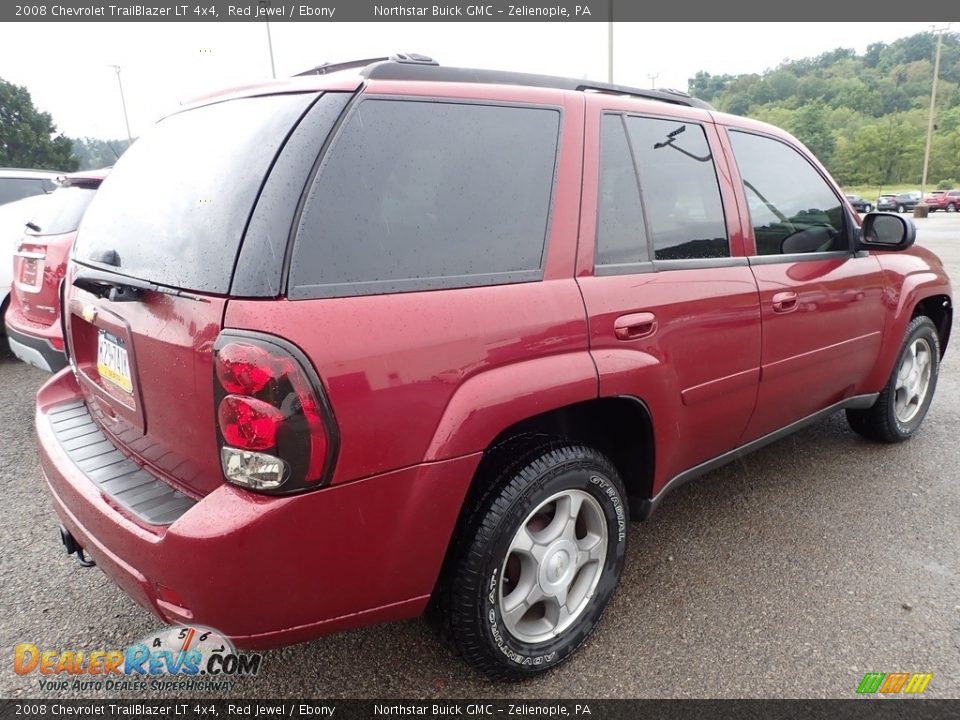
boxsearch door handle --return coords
[614,312,657,340]
[772,291,799,313]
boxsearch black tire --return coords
[846,316,940,443]
[440,444,628,680]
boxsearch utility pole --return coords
[108,65,133,146]
[606,1,613,83]
[647,72,660,89]
[921,25,948,197]
[265,22,277,79]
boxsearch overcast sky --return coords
[0,22,946,139]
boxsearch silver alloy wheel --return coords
[498,489,608,645]
[895,337,933,424]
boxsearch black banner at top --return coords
[3,0,959,22]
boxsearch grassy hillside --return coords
[689,31,960,191]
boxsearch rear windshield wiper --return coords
[25,222,41,232]
[73,268,209,303]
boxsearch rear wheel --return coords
[865,204,873,212]
[898,204,906,213]
[440,444,628,680]
[846,316,940,442]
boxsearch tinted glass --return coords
[28,185,98,235]
[625,116,728,260]
[729,131,846,256]
[596,115,648,266]
[0,178,47,205]
[75,93,314,293]
[290,100,560,298]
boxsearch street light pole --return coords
[108,65,133,146]
[265,22,277,79]
[647,72,660,89]
[920,26,947,197]
[606,0,613,83]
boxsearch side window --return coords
[290,99,560,298]
[596,114,648,267]
[625,116,729,260]
[729,131,847,256]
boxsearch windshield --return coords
[74,93,314,294]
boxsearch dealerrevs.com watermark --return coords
[14,626,262,694]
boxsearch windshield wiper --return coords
[25,222,41,232]
[73,268,209,303]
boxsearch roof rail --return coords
[295,57,389,76]
[295,53,439,77]
[357,57,714,110]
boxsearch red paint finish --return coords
[32,71,952,650]
[38,369,480,647]
[66,275,227,497]
[5,171,107,363]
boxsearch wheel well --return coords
[912,294,952,356]
[475,397,655,505]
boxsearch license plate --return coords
[97,331,133,393]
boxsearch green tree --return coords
[0,77,77,171]
[792,102,837,165]
[70,137,130,170]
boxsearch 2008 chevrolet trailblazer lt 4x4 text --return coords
[36,55,951,680]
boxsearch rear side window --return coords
[596,115,648,268]
[28,185,98,235]
[0,177,48,205]
[624,117,729,261]
[729,131,846,256]
[74,93,315,293]
[289,99,560,298]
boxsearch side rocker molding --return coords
[632,393,879,520]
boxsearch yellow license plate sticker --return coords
[96,331,132,393]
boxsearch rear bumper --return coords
[5,308,66,373]
[36,369,480,648]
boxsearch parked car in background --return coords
[0,169,61,206]
[5,170,108,371]
[878,192,921,213]
[34,56,952,681]
[845,194,873,213]
[924,189,960,212]
[0,194,51,335]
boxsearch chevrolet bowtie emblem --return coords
[81,305,97,323]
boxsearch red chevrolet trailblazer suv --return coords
[36,55,952,680]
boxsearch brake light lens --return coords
[216,343,277,394]
[213,335,337,495]
[218,395,284,450]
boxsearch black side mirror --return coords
[859,212,916,251]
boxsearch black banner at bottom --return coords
[1,700,959,720]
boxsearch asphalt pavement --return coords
[1,214,958,699]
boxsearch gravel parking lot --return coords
[1,214,958,700]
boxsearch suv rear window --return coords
[289,99,560,298]
[28,184,98,235]
[0,177,49,205]
[74,93,315,294]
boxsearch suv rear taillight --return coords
[213,332,338,494]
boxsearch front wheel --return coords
[865,204,873,212]
[948,203,957,213]
[898,204,906,213]
[440,444,628,680]
[846,316,940,442]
